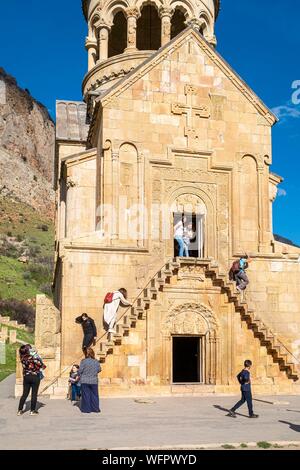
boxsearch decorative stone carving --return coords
[171,85,210,147]
[162,303,218,336]
[125,7,140,19]
[172,193,207,214]
[177,265,205,282]
[35,294,61,350]
[152,180,161,203]
[186,17,206,31]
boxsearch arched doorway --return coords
[137,4,161,50]
[171,8,186,39]
[162,303,219,385]
[108,11,127,57]
[172,194,207,258]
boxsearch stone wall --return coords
[248,256,300,356]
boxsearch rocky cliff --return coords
[0,68,55,218]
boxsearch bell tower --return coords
[82,0,220,102]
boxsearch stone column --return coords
[159,7,173,46]
[85,37,98,70]
[208,331,217,385]
[125,8,140,52]
[96,24,111,62]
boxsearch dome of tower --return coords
[82,0,220,101]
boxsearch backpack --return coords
[103,292,114,304]
[229,260,240,280]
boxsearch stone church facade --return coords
[16,0,300,397]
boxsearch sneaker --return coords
[236,286,242,294]
[227,410,237,418]
[30,410,39,416]
[17,410,24,416]
[249,414,259,419]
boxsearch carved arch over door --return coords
[161,303,220,385]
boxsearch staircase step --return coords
[114,325,123,342]
[149,280,158,298]
[162,263,173,277]
[130,307,138,321]
[171,260,180,269]
[122,315,130,332]
[106,341,114,354]
[143,289,151,305]
[157,275,166,287]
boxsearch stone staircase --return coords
[98,258,300,382]
[46,257,299,398]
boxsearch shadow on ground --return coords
[213,405,248,418]
[279,421,300,433]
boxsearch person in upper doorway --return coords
[75,313,97,351]
[182,222,195,258]
[174,215,187,257]
[103,288,132,338]
[228,359,259,419]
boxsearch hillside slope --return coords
[0,68,55,217]
[0,196,54,315]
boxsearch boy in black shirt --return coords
[228,360,259,419]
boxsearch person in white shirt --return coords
[103,288,132,337]
[174,216,187,257]
[182,223,195,257]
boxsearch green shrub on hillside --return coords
[0,299,35,328]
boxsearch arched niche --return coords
[117,143,145,243]
[108,10,127,57]
[137,4,162,50]
[198,10,214,40]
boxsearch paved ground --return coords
[1,375,300,450]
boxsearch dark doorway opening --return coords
[108,11,127,58]
[171,8,186,39]
[172,336,201,383]
[137,5,161,50]
[173,212,204,258]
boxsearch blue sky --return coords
[0,0,299,244]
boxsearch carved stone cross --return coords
[172,85,210,146]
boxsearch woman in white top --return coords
[174,216,187,257]
[103,288,132,336]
